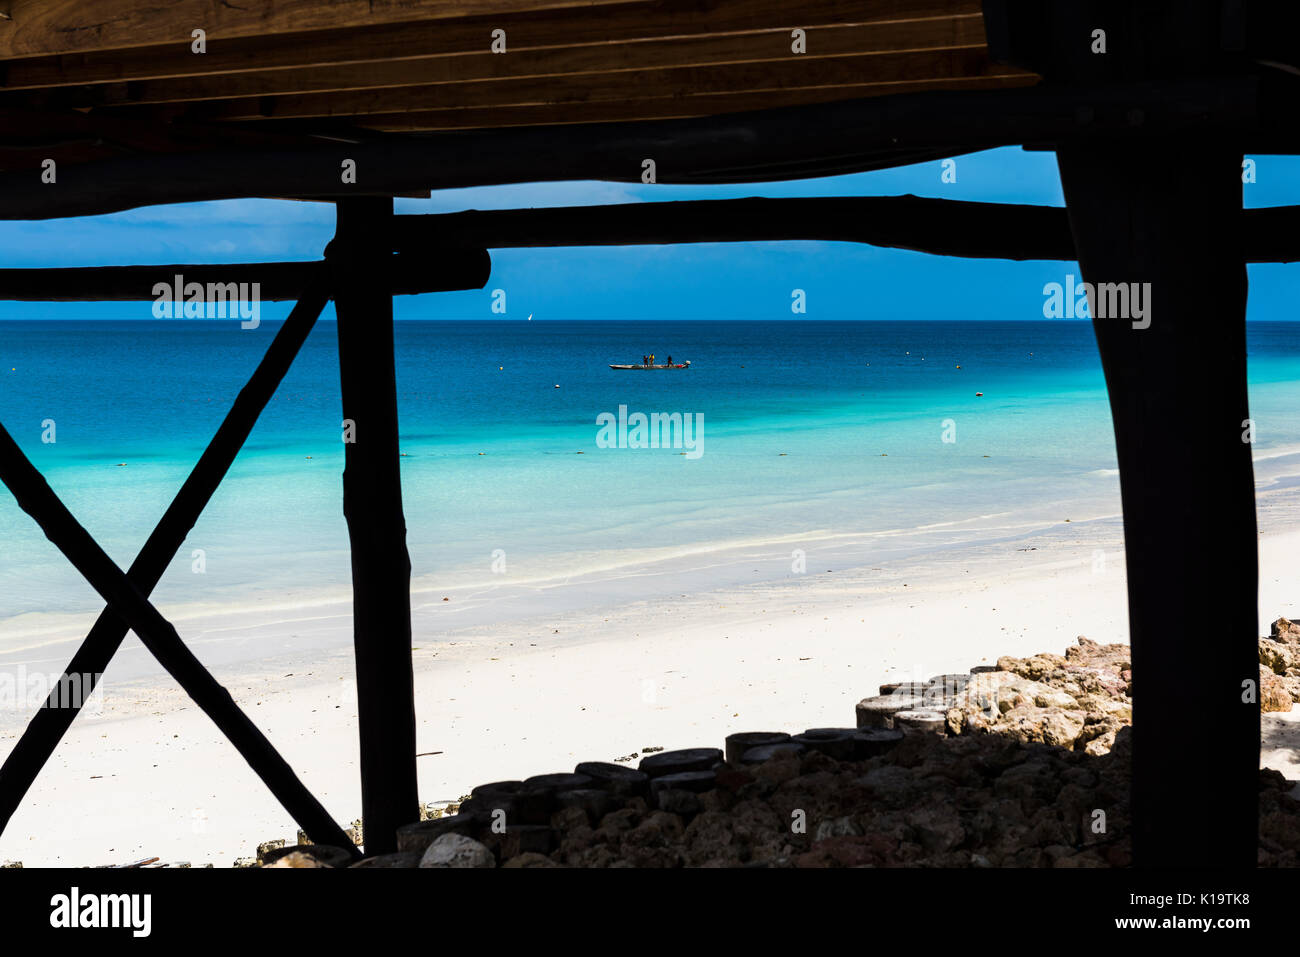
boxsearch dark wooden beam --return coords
[0,289,330,840]
[0,1,982,90]
[403,195,1296,262]
[0,0,646,58]
[155,49,1021,121]
[7,15,994,105]
[0,252,491,300]
[396,195,1074,259]
[984,0,1238,82]
[0,419,360,856]
[1,197,1296,274]
[0,77,1256,220]
[1059,141,1258,868]
[1242,204,1300,263]
[244,80,1031,133]
[332,198,419,856]
[0,101,332,173]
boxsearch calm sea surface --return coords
[3,319,1299,636]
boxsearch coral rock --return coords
[419,833,495,868]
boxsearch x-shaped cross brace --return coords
[0,286,360,858]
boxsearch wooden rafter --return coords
[0,78,1256,220]
[23,17,995,108]
[174,48,1020,122]
[0,3,988,92]
[0,1,1031,166]
[0,0,648,58]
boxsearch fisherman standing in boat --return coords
[666,355,673,367]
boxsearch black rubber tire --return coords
[648,770,718,795]
[724,731,791,765]
[892,709,948,734]
[879,682,930,696]
[852,728,905,758]
[739,742,807,764]
[793,728,858,760]
[855,694,926,728]
[396,812,489,854]
[574,761,651,796]
[554,788,616,823]
[349,851,421,868]
[471,780,524,797]
[523,772,595,792]
[638,748,723,778]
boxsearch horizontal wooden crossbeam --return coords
[394,195,1074,260]
[0,251,492,300]
[0,78,1257,220]
[394,196,1297,262]
[2,197,1296,284]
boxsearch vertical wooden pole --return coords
[1057,140,1258,867]
[332,198,418,855]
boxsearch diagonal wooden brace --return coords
[0,289,359,855]
[0,418,359,856]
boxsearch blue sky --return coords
[2,146,1297,321]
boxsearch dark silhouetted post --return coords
[332,197,419,854]
[1058,140,1258,867]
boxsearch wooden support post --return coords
[0,422,359,858]
[1057,140,1258,867]
[0,289,328,838]
[332,197,418,855]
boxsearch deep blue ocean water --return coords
[3,319,1300,633]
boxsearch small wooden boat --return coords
[609,360,691,370]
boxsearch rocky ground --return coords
[259,620,1300,869]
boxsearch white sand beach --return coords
[2,509,1298,867]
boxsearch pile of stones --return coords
[1260,617,1300,713]
[259,627,1300,868]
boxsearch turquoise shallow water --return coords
[2,319,1300,634]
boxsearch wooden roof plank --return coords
[177,48,1022,121]
[300,75,1037,132]
[0,0,648,59]
[0,0,982,86]
[40,16,992,108]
